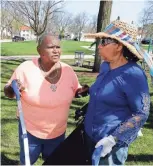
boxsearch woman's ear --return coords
[116,43,123,52]
[37,46,40,53]
[37,46,42,56]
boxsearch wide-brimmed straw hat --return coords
[85,20,145,59]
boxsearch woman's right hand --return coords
[13,79,25,94]
[4,79,25,98]
[4,79,23,98]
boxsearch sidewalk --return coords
[0,55,94,60]
[0,39,12,43]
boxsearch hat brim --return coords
[85,32,143,60]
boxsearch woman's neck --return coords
[40,58,57,72]
[109,56,128,70]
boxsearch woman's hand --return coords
[75,85,89,98]
[12,79,25,96]
[4,79,25,98]
[95,135,116,157]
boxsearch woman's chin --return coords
[101,57,108,61]
[52,57,60,63]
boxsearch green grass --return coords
[1,40,93,56]
[141,44,153,51]
[1,59,153,165]
[2,40,151,57]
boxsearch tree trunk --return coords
[92,0,113,72]
[1,27,5,39]
[36,35,39,43]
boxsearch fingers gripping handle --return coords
[11,80,20,101]
[92,145,103,166]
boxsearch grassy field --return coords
[1,40,93,56]
[1,59,153,165]
[1,40,152,57]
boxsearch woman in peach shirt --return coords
[4,34,89,165]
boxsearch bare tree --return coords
[7,0,64,40]
[11,19,24,36]
[139,0,153,39]
[93,0,113,72]
[70,12,89,41]
[46,19,59,35]
[85,15,97,33]
[1,0,33,39]
[52,12,73,38]
[1,11,14,39]
[1,1,14,39]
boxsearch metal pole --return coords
[147,36,152,53]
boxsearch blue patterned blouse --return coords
[84,61,150,145]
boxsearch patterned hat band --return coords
[104,23,134,44]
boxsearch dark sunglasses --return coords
[99,38,119,47]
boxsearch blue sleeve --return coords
[112,68,150,145]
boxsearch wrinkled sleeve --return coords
[71,70,82,96]
[112,70,150,145]
[6,63,26,87]
[7,69,19,85]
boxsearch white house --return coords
[20,26,36,40]
[80,33,95,42]
[67,32,95,42]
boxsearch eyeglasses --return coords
[99,38,119,47]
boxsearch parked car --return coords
[141,38,153,45]
[12,36,25,42]
[73,37,78,41]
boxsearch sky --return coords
[64,0,146,26]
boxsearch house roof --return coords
[20,26,31,31]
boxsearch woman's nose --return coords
[53,46,57,52]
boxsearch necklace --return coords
[50,84,57,92]
[38,58,60,92]
[38,58,59,79]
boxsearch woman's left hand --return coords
[95,135,116,157]
[75,85,89,98]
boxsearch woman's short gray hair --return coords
[38,33,59,46]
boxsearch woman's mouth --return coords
[52,55,59,58]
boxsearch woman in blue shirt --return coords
[84,20,151,165]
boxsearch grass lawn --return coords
[1,40,152,57]
[141,44,153,51]
[1,59,153,165]
[1,40,93,56]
